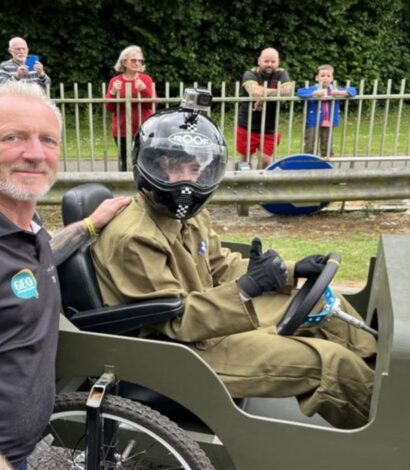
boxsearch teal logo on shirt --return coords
[11,269,39,299]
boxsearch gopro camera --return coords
[180,88,212,112]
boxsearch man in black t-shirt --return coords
[0,82,130,470]
[237,48,292,168]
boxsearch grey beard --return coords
[0,178,55,201]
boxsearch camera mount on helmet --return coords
[180,88,212,113]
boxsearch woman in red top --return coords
[106,45,156,171]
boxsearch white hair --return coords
[8,37,27,49]
[0,81,62,134]
[114,45,146,72]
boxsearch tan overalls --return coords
[92,194,376,429]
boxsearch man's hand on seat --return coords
[89,197,132,232]
[238,237,288,298]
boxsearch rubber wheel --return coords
[30,392,215,469]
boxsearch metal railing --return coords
[39,80,410,208]
[51,79,410,173]
[43,166,410,205]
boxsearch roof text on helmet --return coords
[169,132,211,147]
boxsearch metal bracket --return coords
[235,162,251,216]
[235,161,252,171]
[85,366,117,470]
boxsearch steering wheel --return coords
[276,253,341,336]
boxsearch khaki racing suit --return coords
[92,194,376,429]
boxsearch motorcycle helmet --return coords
[133,90,227,220]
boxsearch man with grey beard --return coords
[0,81,130,469]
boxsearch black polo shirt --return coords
[0,212,61,467]
[238,67,291,133]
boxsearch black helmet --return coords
[133,97,227,220]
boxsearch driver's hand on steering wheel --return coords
[237,237,288,298]
[294,254,329,279]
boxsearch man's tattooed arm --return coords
[50,220,90,266]
[49,195,132,266]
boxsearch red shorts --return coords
[236,126,282,157]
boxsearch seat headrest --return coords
[62,183,114,226]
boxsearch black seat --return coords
[57,183,183,334]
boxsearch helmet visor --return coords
[138,136,227,191]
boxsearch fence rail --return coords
[41,80,410,206]
[50,79,410,173]
[42,167,410,205]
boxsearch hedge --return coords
[0,0,409,95]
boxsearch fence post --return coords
[379,79,392,159]
[87,82,95,171]
[73,83,81,171]
[393,78,406,157]
[125,82,133,171]
[339,79,352,159]
[101,82,109,172]
[59,82,68,172]
[258,82,268,168]
[366,79,378,167]
[233,81,240,166]
[353,79,365,157]
[220,81,226,132]
[286,81,296,156]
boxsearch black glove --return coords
[238,237,288,298]
[294,254,329,279]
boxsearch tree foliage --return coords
[0,0,408,94]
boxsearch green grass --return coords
[220,231,376,286]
